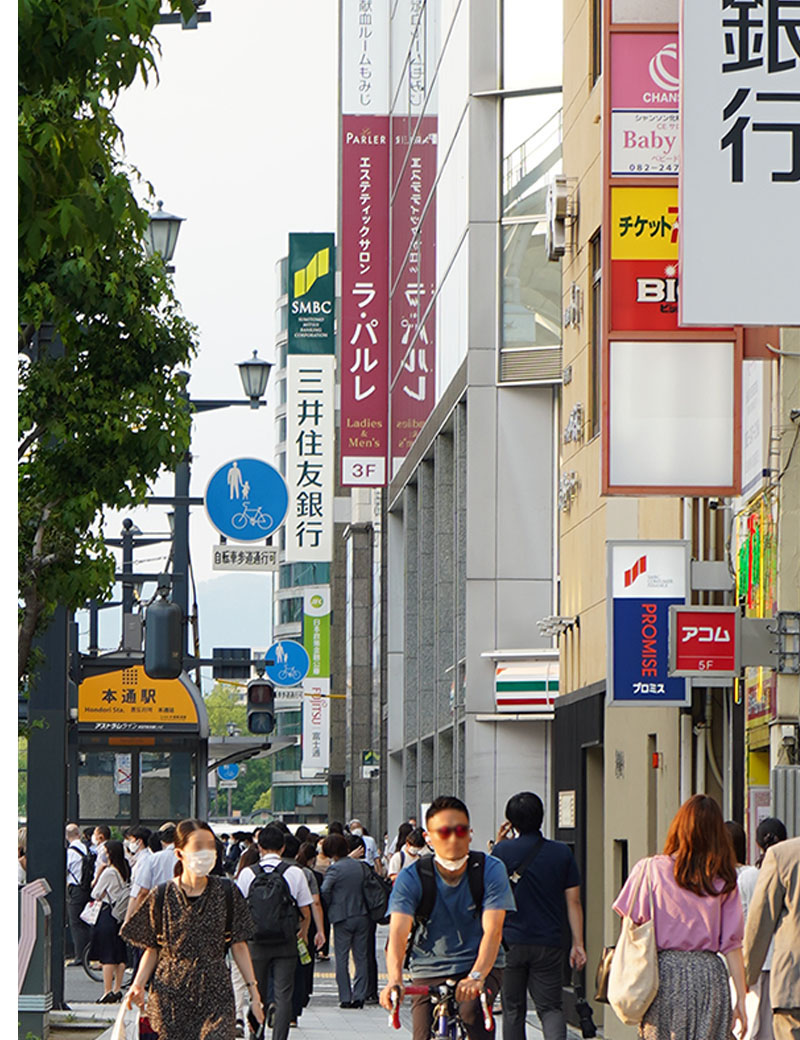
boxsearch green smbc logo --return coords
[310,595,324,609]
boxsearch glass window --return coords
[276,710,302,737]
[279,562,331,588]
[275,256,289,297]
[502,224,562,350]
[589,231,602,437]
[277,416,287,444]
[503,97,563,219]
[78,752,132,821]
[275,744,302,772]
[592,0,602,84]
[501,103,563,353]
[503,0,563,91]
[278,597,303,625]
[140,751,193,822]
[278,377,287,406]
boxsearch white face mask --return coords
[351,827,363,837]
[181,849,217,876]
[404,845,421,857]
[125,840,139,855]
[434,853,470,872]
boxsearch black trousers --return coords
[365,918,378,999]
[501,944,565,1040]
[66,885,92,962]
[250,945,297,1040]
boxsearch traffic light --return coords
[247,679,275,734]
[144,594,183,679]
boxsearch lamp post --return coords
[144,200,184,272]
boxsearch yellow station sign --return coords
[79,665,200,731]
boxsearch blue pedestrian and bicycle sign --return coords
[264,640,310,687]
[217,762,240,781]
[205,458,288,542]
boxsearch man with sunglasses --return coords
[380,796,515,1040]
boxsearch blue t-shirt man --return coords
[380,797,517,1040]
[389,852,516,978]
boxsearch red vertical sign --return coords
[390,115,437,478]
[340,116,390,486]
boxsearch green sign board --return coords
[303,586,331,678]
[288,232,336,355]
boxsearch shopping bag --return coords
[80,900,102,926]
[110,1001,140,1040]
[607,859,659,1025]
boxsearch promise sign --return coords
[607,541,690,706]
[301,587,331,775]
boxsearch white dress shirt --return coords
[151,845,177,886]
[66,840,88,887]
[130,847,155,898]
[236,853,313,906]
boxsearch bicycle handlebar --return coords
[388,983,495,1033]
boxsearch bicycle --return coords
[277,664,301,684]
[231,503,273,530]
[389,980,495,1039]
[82,937,136,986]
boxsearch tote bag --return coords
[110,1002,140,1040]
[607,858,659,1025]
[79,899,102,926]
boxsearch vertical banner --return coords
[285,355,335,562]
[681,0,800,326]
[288,233,335,355]
[389,0,439,478]
[610,34,679,176]
[340,0,391,485]
[607,541,689,706]
[301,587,331,775]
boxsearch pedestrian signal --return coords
[247,679,275,734]
[144,595,183,679]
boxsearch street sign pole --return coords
[26,605,69,1010]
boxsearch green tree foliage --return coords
[205,682,248,737]
[204,683,273,817]
[18,0,200,680]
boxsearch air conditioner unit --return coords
[546,175,570,261]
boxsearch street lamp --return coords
[144,200,185,265]
[237,350,273,408]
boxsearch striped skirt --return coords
[639,949,732,1040]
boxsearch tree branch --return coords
[18,424,44,460]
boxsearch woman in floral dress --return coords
[122,819,265,1040]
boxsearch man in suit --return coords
[320,833,372,1008]
[744,835,800,1040]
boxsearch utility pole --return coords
[26,606,70,1009]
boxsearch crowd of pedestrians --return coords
[49,796,800,1040]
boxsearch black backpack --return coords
[361,862,393,924]
[404,852,485,968]
[155,878,234,949]
[247,862,299,944]
[74,847,96,899]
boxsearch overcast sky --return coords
[86,0,338,667]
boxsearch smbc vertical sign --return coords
[288,233,335,355]
[286,233,336,562]
[301,586,331,776]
